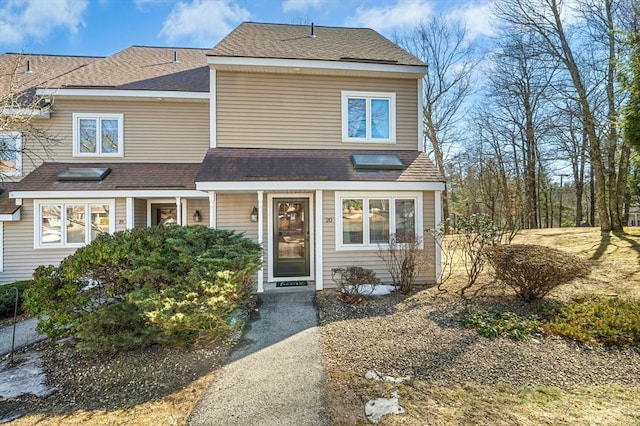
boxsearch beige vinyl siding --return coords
[215,193,262,291]
[1,197,130,284]
[24,99,209,173]
[321,190,437,288]
[115,198,126,232]
[185,199,210,226]
[1,201,75,283]
[134,198,147,228]
[216,72,418,150]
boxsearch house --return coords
[0,22,445,291]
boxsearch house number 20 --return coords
[324,217,333,223]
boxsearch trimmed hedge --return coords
[24,226,261,354]
[0,281,30,319]
[487,244,591,301]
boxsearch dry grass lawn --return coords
[322,227,640,425]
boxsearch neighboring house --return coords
[628,206,640,227]
[0,22,445,291]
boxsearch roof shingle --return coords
[45,46,210,92]
[12,162,201,192]
[209,22,426,67]
[196,148,444,183]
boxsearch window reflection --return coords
[342,199,364,244]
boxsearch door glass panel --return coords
[342,199,363,244]
[369,199,389,243]
[277,202,305,260]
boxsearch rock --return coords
[364,390,405,424]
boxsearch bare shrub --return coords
[378,234,427,294]
[486,244,591,301]
[331,267,380,304]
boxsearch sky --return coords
[0,0,495,57]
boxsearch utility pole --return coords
[558,174,569,227]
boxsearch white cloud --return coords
[0,0,88,47]
[160,0,250,46]
[447,2,496,41]
[282,0,328,13]
[346,0,434,32]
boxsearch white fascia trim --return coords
[208,56,427,75]
[210,68,217,148]
[196,181,445,192]
[418,78,424,151]
[1,108,50,118]
[11,190,207,199]
[315,189,323,291]
[0,208,21,221]
[36,88,209,100]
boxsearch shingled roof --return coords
[209,22,426,67]
[45,46,210,92]
[0,182,19,215]
[0,53,99,105]
[196,148,443,183]
[12,162,201,192]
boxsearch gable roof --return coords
[0,53,99,105]
[209,22,425,67]
[44,46,210,92]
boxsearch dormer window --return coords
[72,113,124,157]
[341,91,396,143]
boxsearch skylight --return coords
[57,167,111,181]
[351,154,404,171]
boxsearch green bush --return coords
[544,296,640,347]
[331,266,380,303]
[486,244,591,301]
[24,226,261,354]
[461,310,543,341]
[0,281,30,319]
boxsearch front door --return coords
[273,198,310,278]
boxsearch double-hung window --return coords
[35,200,115,248]
[341,91,396,143]
[0,131,22,176]
[73,113,124,157]
[336,192,422,249]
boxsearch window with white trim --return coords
[0,131,22,176]
[341,91,396,143]
[336,193,422,249]
[72,113,124,157]
[35,200,115,248]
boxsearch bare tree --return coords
[0,53,93,181]
[397,17,478,229]
[494,0,632,232]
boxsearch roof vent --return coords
[25,60,32,74]
[172,50,179,64]
[309,22,316,39]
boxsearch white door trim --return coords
[267,193,315,283]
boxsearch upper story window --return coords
[0,131,22,176]
[341,91,396,143]
[34,200,115,249]
[73,113,124,157]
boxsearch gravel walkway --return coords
[318,289,640,388]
